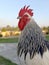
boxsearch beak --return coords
[17,16,21,19]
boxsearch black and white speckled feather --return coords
[17,19,49,60]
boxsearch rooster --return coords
[17,6,49,65]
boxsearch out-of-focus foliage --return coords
[1,25,20,32]
[42,26,49,34]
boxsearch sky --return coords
[0,0,49,27]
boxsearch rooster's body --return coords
[17,6,49,65]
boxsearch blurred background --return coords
[0,0,49,42]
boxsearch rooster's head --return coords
[17,5,33,31]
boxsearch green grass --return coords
[0,56,17,65]
[0,35,49,43]
[0,37,18,43]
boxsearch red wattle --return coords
[18,20,25,31]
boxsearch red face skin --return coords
[18,15,30,31]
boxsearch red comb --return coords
[19,5,33,17]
